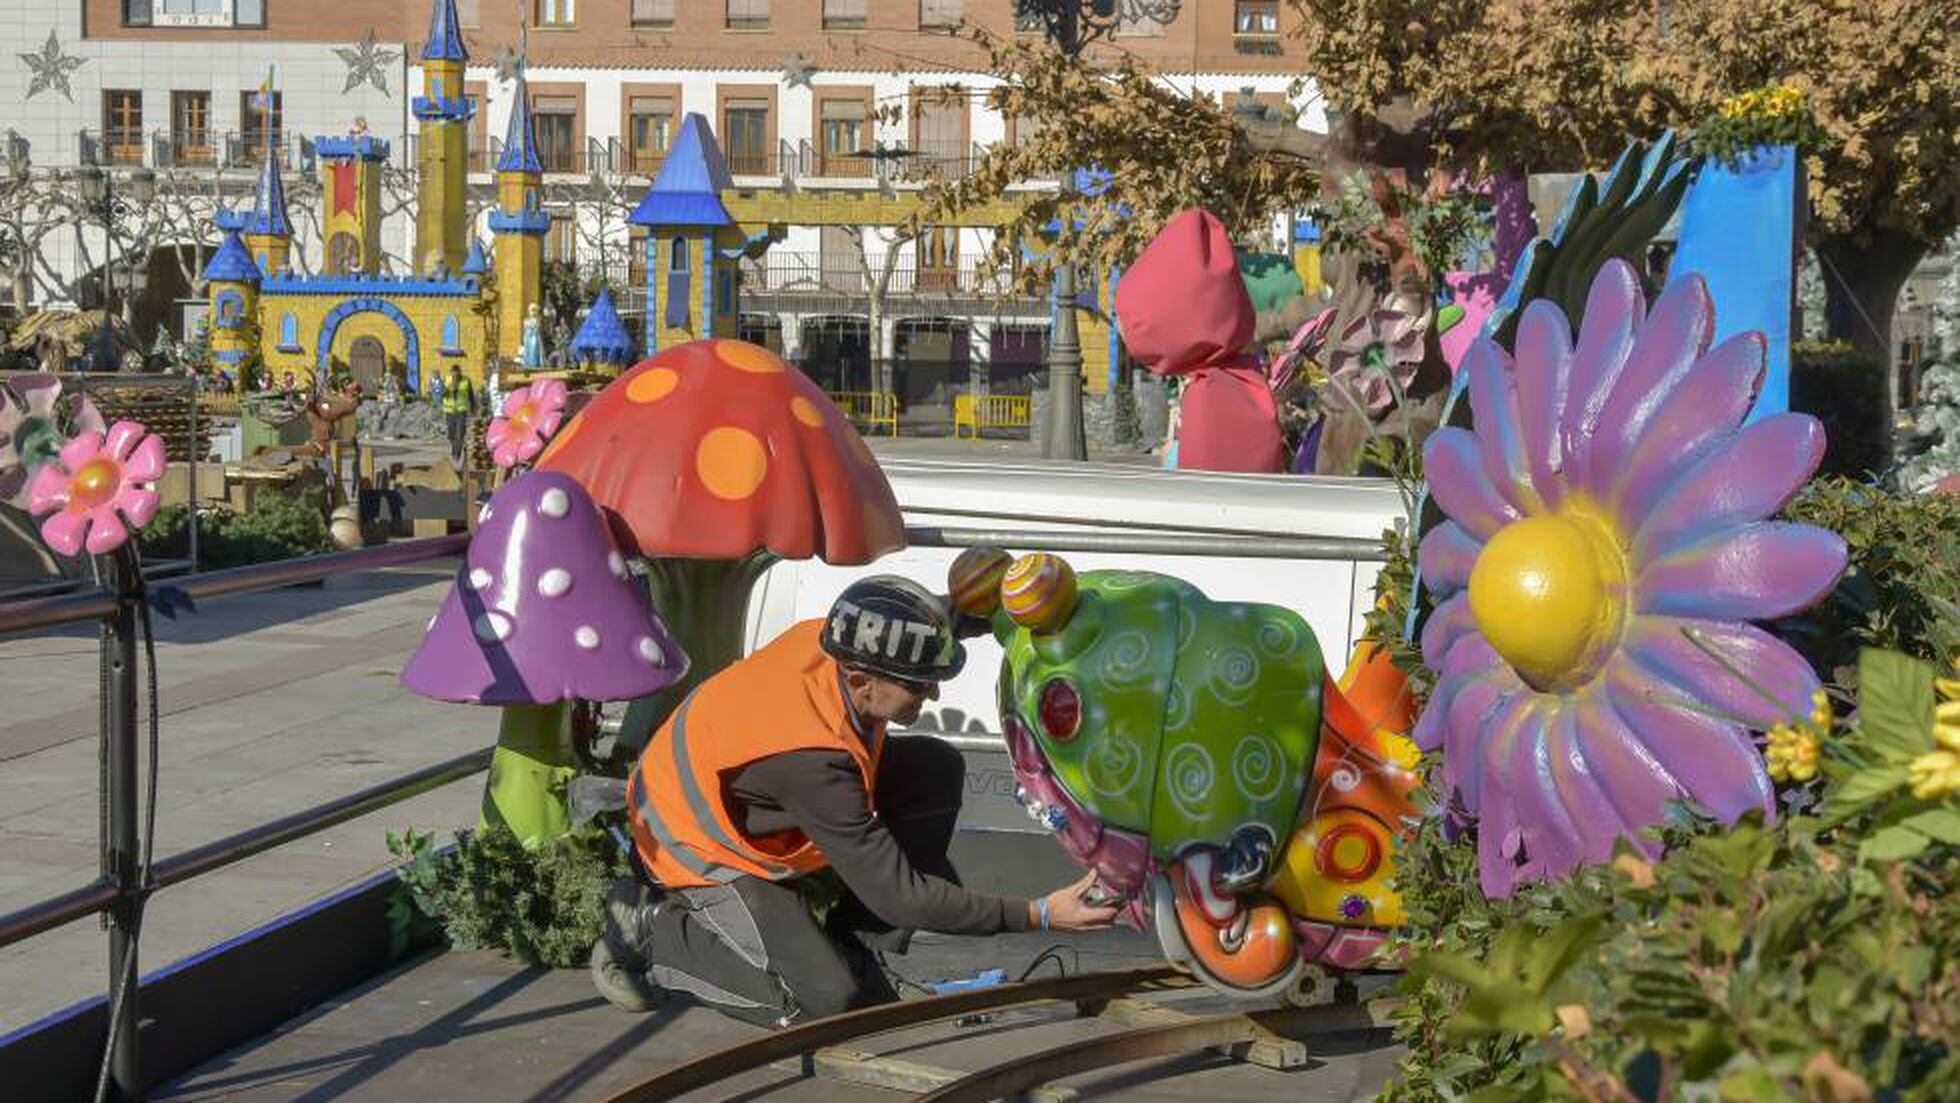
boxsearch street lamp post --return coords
[1025,0,1181,460]
[76,164,156,372]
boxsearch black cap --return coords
[821,576,966,683]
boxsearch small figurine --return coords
[519,303,545,370]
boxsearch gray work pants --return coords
[616,737,966,1027]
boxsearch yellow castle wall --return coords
[256,291,490,394]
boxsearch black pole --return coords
[103,559,142,1099]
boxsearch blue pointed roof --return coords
[246,147,291,237]
[571,288,635,365]
[421,0,468,62]
[627,113,734,227]
[202,230,262,284]
[461,238,490,274]
[496,75,544,174]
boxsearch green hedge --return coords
[138,485,333,569]
[1791,340,1892,480]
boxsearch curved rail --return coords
[602,964,1185,1103]
[916,1001,1378,1102]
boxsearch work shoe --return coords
[601,876,653,968]
[590,935,666,1013]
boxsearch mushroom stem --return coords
[616,550,778,759]
[481,701,575,846]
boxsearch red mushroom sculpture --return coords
[401,470,686,843]
[536,338,904,747]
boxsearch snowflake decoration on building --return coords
[782,53,817,90]
[334,30,400,97]
[491,46,526,85]
[19,31,86,103]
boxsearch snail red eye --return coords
[1038,678,1082,741]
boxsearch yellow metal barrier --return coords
[824,390,899,437]
[953,393,1032,438]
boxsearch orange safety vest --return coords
[628,620,885,889]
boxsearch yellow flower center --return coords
[1467,510,1631,693]
[508,403,536,431]
[70,457,121,511]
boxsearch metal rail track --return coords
[602,964,1387,1103]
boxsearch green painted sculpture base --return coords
[480,701,575,846]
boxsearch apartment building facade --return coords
[6,0,1322,400]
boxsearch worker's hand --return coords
[1032,870,1122,932]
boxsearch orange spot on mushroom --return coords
[537,412,581,463]
[627,368,679,404]
[696,426,769,500]
[790,396,825,427]
[716,341,786,373]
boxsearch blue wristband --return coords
[1036,897,1051,931]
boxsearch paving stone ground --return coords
[0,565,482,1031]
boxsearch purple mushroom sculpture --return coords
[402,470,686,845]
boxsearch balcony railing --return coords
[225,129,289,167]
[738,251,1021,298]
[153,128,217,167]
[78,129,144,167]
[484,136,616,176]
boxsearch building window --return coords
[818,99,866,177]
[1234,1,1279,36]
[279,313,300,349]
[441,314,463,352]
[171,90,213,166]
[819,226,861,291]
[822,0,865,30]
[916,227,958,292]
[909,87,966,180]
[531,95,579,172]
[726,0,769,31]
[631,0,674,27]
[628,97,673,175]
[670,237,690,273]
[721,99,770,175]
[465,86,487,171]
[546,212,576,263]
[536,0,575,27]
[919,0,962,29]
[135,0,263,26]
[101,91,143,166]
[239,90,283,159]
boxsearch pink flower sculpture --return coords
[0,375,108,508]
[1416,261,1846,897]
[1326,308,1426,413]
[27,421,167,557]
[485,379,569,469]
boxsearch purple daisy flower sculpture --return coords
[1415,260,1847,897]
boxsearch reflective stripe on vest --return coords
[628,770,744,885]
[636,698,794,883]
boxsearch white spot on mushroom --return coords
[468,567,492,590]
[479,503,493,523]
[473,611,513,642]
[538,568,572,597]
[607,551,628,579]
[637,636,665,664]
[539,488,571,518]
[575,626,600,649]
[426,615,437,632]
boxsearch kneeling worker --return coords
[594,576,1118,1026]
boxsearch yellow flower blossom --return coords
[1907,749,1960,802]
[1935,658,1960,754]
[1765,723,1821,783]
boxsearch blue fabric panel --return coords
[1671,145,1801,422]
